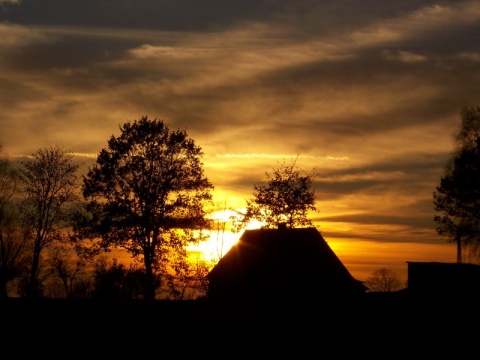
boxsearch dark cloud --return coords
[2,35,137,72]
[1,0,479,258]
[320,213,435,230]
[0,0,306,31]
[0,0,438,32]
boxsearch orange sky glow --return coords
[1,1,479,285]
[185,210,457,285]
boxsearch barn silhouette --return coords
[207,226,367,303]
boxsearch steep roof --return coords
[207,227,366,301]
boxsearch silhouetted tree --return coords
[210,200,231,260]
[0,147,30,298]
[163,240,211,300]
[434,105,480,263]
[164,245,193,300]
[17,146,80,298]
[0,144,18,210]
[91,257,147,301]
[461,241,480,264]
[0,208,30,298]
[77,116,214,301]
[49,247,86,299]
[233,156,317,231]
[365,268,402,292]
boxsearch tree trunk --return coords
[0,269,9,299]
[143,247,156,301]
[457,236,462,263]
[27,241,41,298]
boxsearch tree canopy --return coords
[233,157,317,231]
[434,105,480,263]
[77,116,214,300]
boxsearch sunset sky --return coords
[2,1,479,285]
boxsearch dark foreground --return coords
[1,292,477,356]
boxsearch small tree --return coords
[434,105,480,263]
[91,257,147,301]
[17,145,80,298]
[49,247,86,299]
[365,268,402,292]
[0,207,31,298]
[0,145,30,298]
[77,116,214,301]
[209,200,233,260]
[163,240,212,300]
[233,156,317,231]
[0,144,18,211]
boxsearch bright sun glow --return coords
[187,208,265,262]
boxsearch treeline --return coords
[0,117,217,300]
[4,104,480,302]
[0,116,318,301]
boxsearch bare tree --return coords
[210,200,231,260]
[49,247,86,299]
[0,144,18,212]
[365,268,402,292]
[17,145,80,298]
[0,145,30,298]
[0,207,31,298]
[190,257,213,298]
[164,242,212,300]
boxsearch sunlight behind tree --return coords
[187,207,266,263]
[232,156,317,232]
[74,116,214,301]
